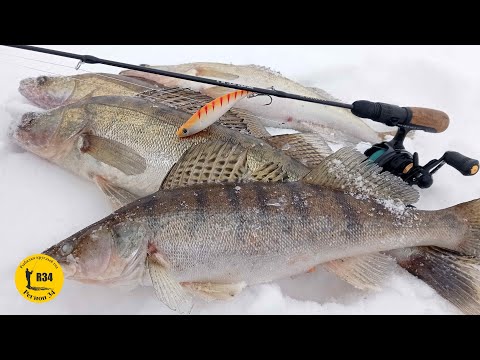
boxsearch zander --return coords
[121,62,383,144]
[11,95,329,209]
[42,147,480,315]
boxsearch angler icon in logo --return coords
[25,268,33,289]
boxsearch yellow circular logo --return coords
[15,254,64,303]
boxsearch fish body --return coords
[43,175,480,313]
[121,62,382,144]
[119,183,465,284]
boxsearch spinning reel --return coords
[352,101,479,188]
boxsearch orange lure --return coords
[177,90,251,137]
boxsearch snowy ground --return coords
[1,45,479,314]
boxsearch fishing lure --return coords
[177,89,252,137]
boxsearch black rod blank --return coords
[5,45,354,110]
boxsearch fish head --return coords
[42,217,149,284]
[19,75,77,109]
[11,104,91,160]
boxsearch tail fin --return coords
[453,198,480,257]
[390,247,480,315]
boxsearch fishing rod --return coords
[5,45,448,134]
[5,45,478,187]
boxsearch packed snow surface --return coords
[1,45,479,314]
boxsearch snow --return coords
[1,45,479,315]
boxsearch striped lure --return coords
[177,90,251,137]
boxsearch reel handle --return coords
[443,151,479,176]
[352,101,450,133]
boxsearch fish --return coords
[18,73,156,109]
[41,147,480,314]
[13,94,471,311]
[11,95,330,209]
[120,62,383,144]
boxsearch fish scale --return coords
[115,182,454,285]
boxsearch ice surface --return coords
[1,45,479,314]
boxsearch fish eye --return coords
[182,128,188,134]
[37,76,48,85]
[60,242,73,256]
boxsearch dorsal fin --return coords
[134,87,271,139]
[266,133,332,168]
[303,147,419,205]
[160,141,249,190]
[160,140,296,190]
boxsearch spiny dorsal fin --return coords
[248,161,289,182]
[303,147,419,205]
[225,108,271,138]
[134,87,271,139]
[194,66,240,81]
[266,133,332,168]
[307,86,343,102]
[160,141,249,190]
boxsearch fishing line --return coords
[31,258,40,273]
[0,51,75,69]
[0,59,74,77]
[0,52,279,124]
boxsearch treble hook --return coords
[247,92,273,106]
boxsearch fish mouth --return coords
[11,111,42,145]
[42,245,77,278]
[18,76,74,109]
[58,261,76,278]
[10,109,66,160]
[18,78,46,108]
[18,111,38,131]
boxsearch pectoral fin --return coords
[94,176,139,210]
[147,255,193,314]
[323,253,395,290]
[80,133,147,176]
